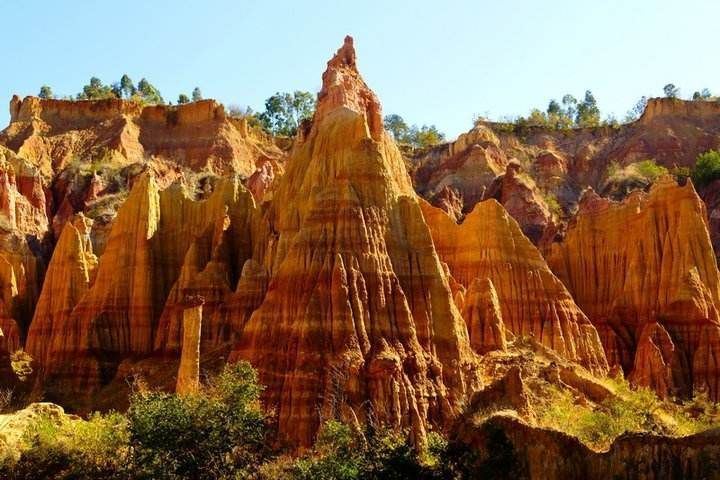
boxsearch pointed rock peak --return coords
[328,35,357,70]
[316,36,382,140]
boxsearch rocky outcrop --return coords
[175,296,204,395]
[25,214,97,368]
[0,146,49,338]
[421,199,607,372]
[449,412,720,480]
[37,173,260,404]
[548,176,720,399]
[462,278,508,354]
[411,98,720,253]
[486,161,559,246]
[1,96,283,178]
[232,36,479,448]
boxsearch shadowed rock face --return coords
[231,36,479,448]
[421,198,608,373]
[548,176,720,400]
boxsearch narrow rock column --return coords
[176,294,204,395]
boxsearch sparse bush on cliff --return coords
[634,159,668,181]
[603,159,668,192]
[692,150,720,187]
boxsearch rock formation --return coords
[411,98,720,254]
[36,173,259,404]
[232,36,479,448]
[25,214,96,368]
[548,176,720,399]
[421,199,607,372]
[175,295,204,395]
[462,278,508,354]
[2,96,283,178]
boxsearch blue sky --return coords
[1,0,718,139]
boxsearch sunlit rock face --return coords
[421,198,608,373]
[231,36,480,448]
[548,176,720,400]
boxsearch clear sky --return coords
[1,0,719,139]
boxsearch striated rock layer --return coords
[232,36,479,448]
[549,176,720,399]
[421,199,607,373]
[411,97,720,254]
[32,172,260,404]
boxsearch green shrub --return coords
[603,159,667,188]
[692,150,720,187]
[127,361,269,479]
[3,411,128,480]
[634,159,668,182]
[275,420,431,480]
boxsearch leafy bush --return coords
[692,150,720,187]
[264,420,432,480]
[2,411,128,479]
[603,159,667,188]
[127,361,269,479]
[634,159,668,182]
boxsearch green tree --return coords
[546,99,561,116]
[693,88,712,101]
[192,87,203,102]
[77,77,116,100]
[384,114,410,142]
[120,74,136,98]
[257,91,316,136]
[663,83,679,98]
[137,78,164,104]
[561,94,578,123]
[576,90,600,127]
[177,94,190,104]
[38,85,53,99]
[408,125,445,148]
[625,96,648,122]
[692,150,720,187]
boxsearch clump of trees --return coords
[255,91,316,137]
[506,91,603,129]
[36,76,211,106]
[177,87,203,105]
[383,114,446,148]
